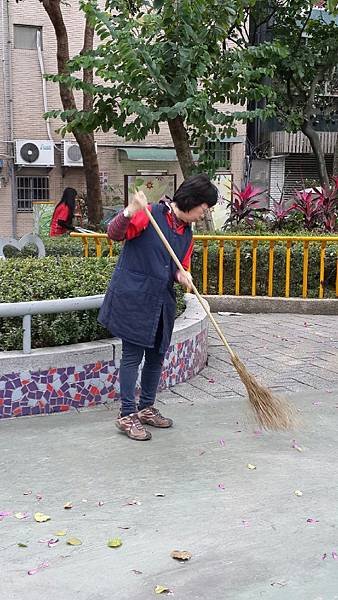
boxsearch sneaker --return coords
[115,413,152,441]
[138,406,173,428]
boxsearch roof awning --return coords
[219,135,246,143]
[118,148,179,162]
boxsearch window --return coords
[16,176,49,212]
[204,141,231,169]
[14,25,42,50]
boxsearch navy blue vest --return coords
[98,203,192,354]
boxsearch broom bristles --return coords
[231,353,296,431]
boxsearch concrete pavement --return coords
[1,313,338,600]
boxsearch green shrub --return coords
[3,236,119,259]
[0,256,186,351]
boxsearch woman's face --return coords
[182,202,210,223]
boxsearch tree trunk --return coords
[167,116,194,178]
[333,135,338,176]
[167,115,214,231]
[74,131,102,226]
[41,0,102,227]
[301,122,330,189]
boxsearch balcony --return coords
[270,130,338,155]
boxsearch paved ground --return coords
[1,313,338,600]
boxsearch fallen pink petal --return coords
[292,440,303,452]
[242,520,250,528]
[253,430,263,436]
[219,439,225,447]
[208,379,215,383]
[98,501,104,507]
[332,551,338,560]
[218,483,225,490]
[0,511,12,520]
[322,553,327,560]
[28,561,49,576]
[307,518,319,524]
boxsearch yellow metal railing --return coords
[71,232,338,299]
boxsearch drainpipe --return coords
[36,29,53,142]
[1,0,16,236]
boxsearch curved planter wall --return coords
[0,295,208,419]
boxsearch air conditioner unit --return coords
[61,140,98,167]
[14,140,55,167]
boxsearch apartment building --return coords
[0,0,246,237]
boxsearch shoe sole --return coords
[139,420,173,429]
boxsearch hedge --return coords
[0,257,186,351]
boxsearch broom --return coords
[144,206,295,431]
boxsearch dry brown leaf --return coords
[170,550,192,561]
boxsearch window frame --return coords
[16,176,50,212]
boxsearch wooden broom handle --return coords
[144,206,235,359]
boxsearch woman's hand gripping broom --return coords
[143,204,295,431]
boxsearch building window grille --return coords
[204,141,231,168]
[14,25,42,50]
[16,176,50,212]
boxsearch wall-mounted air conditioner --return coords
[62,140,83,167]
[14,140,55,167]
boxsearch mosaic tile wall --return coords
[0,329,208,419]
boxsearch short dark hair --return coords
[173,174,218,212]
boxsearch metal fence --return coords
[0,295,103,354]
[71,232,338,299]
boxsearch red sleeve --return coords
[181,239,194,270]
[125,204,152,240]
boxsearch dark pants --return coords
[119,313,165,417]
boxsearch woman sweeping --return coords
[99,173,218,441]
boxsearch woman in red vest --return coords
[50,187,77,236]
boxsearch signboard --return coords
[211,173,232,230]
[125,174,177,204]
[32,201,55,237]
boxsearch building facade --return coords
[0,0,246,237]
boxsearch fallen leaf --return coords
[34,512,50,523]
[15,512,30,520]
[322,553,327,560]
[55,530,67,536]
[107,538,122,548]
[36,494,43,501]
[199,450,206,456]
[66,538,82,546]
[48,538,59,547]
[247,463,256,470]
[294,490,303,497]
[118,526,130,530]
[208,379,215,383]
[154,585,171,594]
[28,561,49,576]
[64,502,73,510]
[98,501,104,507]
[218,483,225,490]
[131,569,142,575]
[171,550,192,561]
[23,490,32,496]
[271,581,287,587]
[125,499,141,506]
[18,543,28,548]
[155,493,166,497]
[307,518,319,524]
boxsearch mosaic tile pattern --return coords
[0,329,207,419]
